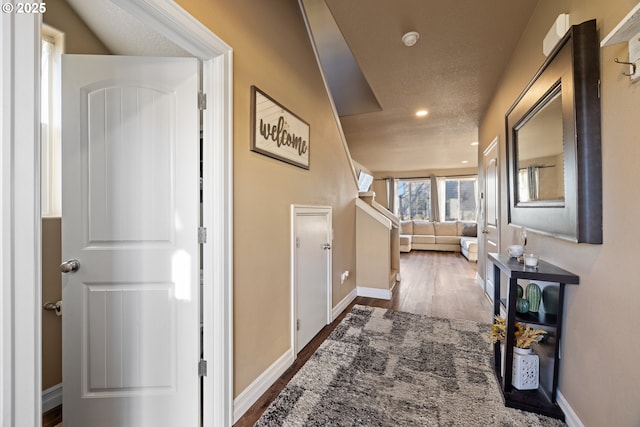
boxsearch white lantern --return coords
[512,347,539,390]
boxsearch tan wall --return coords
[478,1,640,425]
[355,206,391,290]
[370,180,388,208]
[176,0,358,397]
[40,2,110,392]
[41,218,62,390]
[43,0,110,54]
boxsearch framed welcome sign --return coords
[250,86,310,170]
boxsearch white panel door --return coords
[483,139,500,301]
[294,208,331,353]
[61,55,200,427]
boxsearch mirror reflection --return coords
[515,89,564,204]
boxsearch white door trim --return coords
[1,1,234,425]
[1,10,43,427]
[201,52,235,427]
[290,205,333,357]
[111,2,234,425]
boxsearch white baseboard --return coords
[357,286,391,300]
[332,287,357,321]
[233,287,358,423]
[233,349,294,424]
[476,272,484,289]
[557,391,584,427]
[42,383,62,413]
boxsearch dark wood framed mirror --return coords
[506,19,602,244]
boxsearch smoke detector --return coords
[402,31,420,47]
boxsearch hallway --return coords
[359,251,492,323]
[234,251,493,426]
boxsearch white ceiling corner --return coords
[66,0,190,57]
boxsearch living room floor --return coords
[234,251,493,426]
[360,250,492,323]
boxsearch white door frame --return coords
[0,1,234,426]
[1,10,43,427]
[481,137,500,299]
[290,205,332,357]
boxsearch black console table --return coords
[488,253,579,420]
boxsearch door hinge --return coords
[199,359,207,377]
[297,319,300,331]
[198,91,207,110]
[296,237,300,248]
[198,227,207,244]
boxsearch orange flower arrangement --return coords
[491,316,547,349]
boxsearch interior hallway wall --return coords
[176,0,359,397]
[41,218,61,390]
[478,1,640,425]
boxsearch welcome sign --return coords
[250,86,310,169]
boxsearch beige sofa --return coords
[399,220,478,262]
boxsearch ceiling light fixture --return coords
[470,141,479,146]
[461,160,469,164]
[415,109,428,117]
[402,31,420,47]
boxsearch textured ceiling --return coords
[67,0,540,174]
[65,0,189,57]
[322,0,540,173]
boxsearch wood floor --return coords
[233,251,493,426]
[360,251,491,323]
[44,251,492,427]
[42,405,62,427]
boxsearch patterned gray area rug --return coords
[255,305,565,426]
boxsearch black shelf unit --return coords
[489,253,579,420]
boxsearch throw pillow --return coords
[462,223,477,237]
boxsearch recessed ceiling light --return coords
[461,160,469,164]
[470,141,479,146]
[415,110,428,117]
